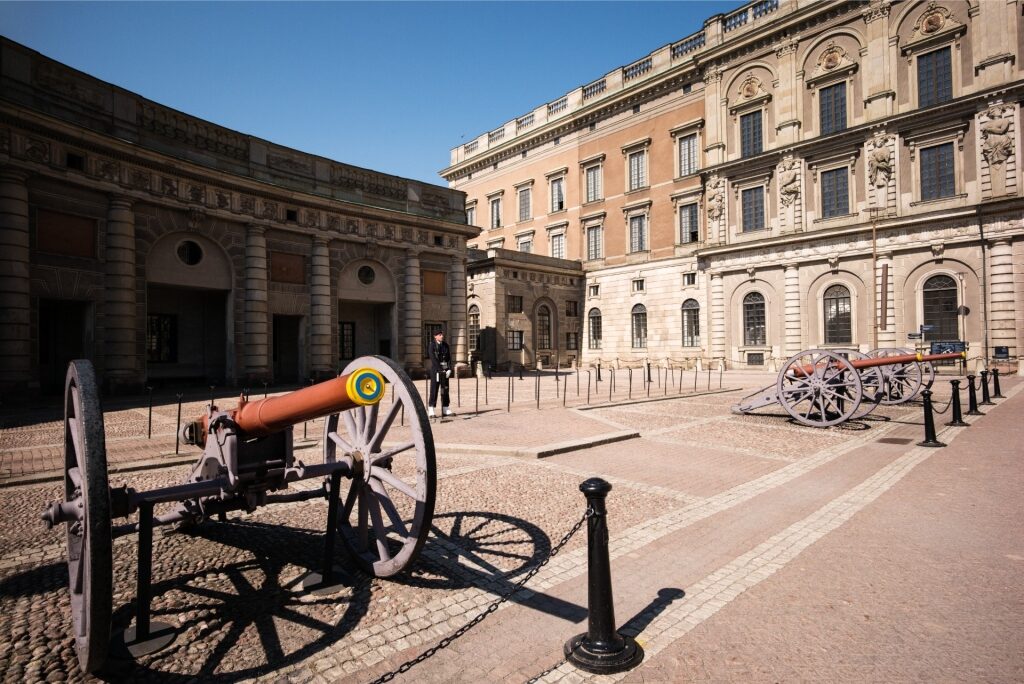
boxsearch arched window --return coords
[681,300,700,347]
[631,304,647,349]
[743,292,766,346]
[468,305,480,352]
[923,275,958,341]
[823,284,852,344]
[537,305,552,349]
[588,308,602,349]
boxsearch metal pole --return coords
[719,364,723,389]
[628,369,632,399]
[457,371,461,408]
[209,385,215,408]
[507,374,511,413]
[706,367,711,391]
[146,386,153,440]
[174,393,183,454]
[135,501,155,639]
[536,369,541,410]
[946,380,968,427]
[475,376,479,415]
[263,381,269,398]
[587,371,591,405]
[979,370,994,405]
[609,369,614,403]
[917,389,945,448]
[992,368,1005,399]
[966,375,984,416]
[693,365,698,392]
[321,471,342,585]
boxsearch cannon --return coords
[40,355,436,674]
[732,348,965,428]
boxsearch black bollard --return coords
[457,371,461,408]
[706,367,711,391]
[609,369,614,402]
[263,381,269,398]
[565,478,644,674]
[596,360,602,383]
[507,374,512,413]
[519,363,524,381]
[536,369,541,410]
[209,385,215,408]
[992,368,1005,399]
[475,376,479,414]
[916,389,946,448]
[628,369,633,399]
[979,370,994,405]
[646,361,652,384]
[945,380,968,427]
[174,393,183,454]
[146,386,153,440]
[966,375,984,416]
[586,370,591,405]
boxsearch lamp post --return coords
[867,207,885,351]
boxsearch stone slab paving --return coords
[0,371,1017,683]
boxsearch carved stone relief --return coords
[978,104,1016,196]
[777,159,801,208]
[866,134,895,209]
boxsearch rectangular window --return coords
[422,323,444,357]
[678,134,698,176]
[36,209,97,258]
[517,237,532,253]
[566,332,579,350]
[628,150,647,190]
[683,272,697,286]
[490,197,502,228]
[550,177,565,212]
[507,295,523,313]
[466,206,476,226]
[632,279,645,293]
[740,111,763,157]
[566,300,579,317]
[589,315,602,349]
[339,321,355,359]
[270,252,306,284]
[679,203,699,244]
[468,313,479,352]
[586,225,603,260]
[585,165,603,202]
[920,143,955,200]
[550,233,565,259]
[819,82,847,135]
[588,284,600,297]
[918,46,952,108]
[629,215,647,252]
[422,270,447,296]
[146,314,177,363]
[506,330,524,351]
[741,187,765,232]
[820,167,850,218]
[518,187,531,222]
[747,352,765,366]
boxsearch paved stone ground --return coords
[0,369,1020,683]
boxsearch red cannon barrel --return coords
[182,368,385,447]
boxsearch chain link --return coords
[931,393,954,415]
[366,507,595,684]
[525,659,567,683]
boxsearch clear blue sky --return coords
[0,1,741,185]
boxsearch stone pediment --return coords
[901,2,966,56]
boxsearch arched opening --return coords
[743,292,766,346]
[823,284,852,344]
[681,299,700,347]
[588,308,602,350]
[922,274,958,341]
[536,305,552,350]
[631,304,647,349]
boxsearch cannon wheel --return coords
[63,360,113,674]
[777,349,863,427]
[323,355,436,577]
[867,348,924,403]
[840,349,886,420]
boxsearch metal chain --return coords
[525,659,567,683]
[931,394,954,415]
[366,507,595,684]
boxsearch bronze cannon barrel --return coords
[790,351,965,377]
[182,368,385,446]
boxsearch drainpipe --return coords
[977,211,990,369]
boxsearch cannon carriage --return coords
[732,348,964,428]
[40,355,436,674]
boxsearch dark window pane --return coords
[588,308,602,349]
[819,82,846,135]
[742,187,765,232]
[823,285,852,344]
[740,111,763,157]
[821,167,849,218]
[918,46,952,108]
[920,143,955,200]
[743,292,766,346]
[923,275,959,340]
[681,299,700,346]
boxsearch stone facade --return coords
[0,38,477,393]
[442,0,1024,372]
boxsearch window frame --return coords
[339,321,356,359]
[588,308,602,350]
[549,176,566,213]
[467,305,480,352]
[918,141,956,202]
[822,284,853,345]
[818,81,848,136]
[678,202,700,244]
[583,161,604,203]
[681,299,700,347]
[536,305,552,350]
[516,184,532,222]
[742,292,767,346]
[506,294,523,314]
[621,138,652,193]
[916,45,953,109]
[740,185,766,233]
[506,329,524,351]
[739,110,764,158]
[819,165,851,219]
[489,195,502,229]
[585,222,604,261]
[631,303,648,349]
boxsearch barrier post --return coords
[966,375,984,416]
[174,393,183,454]
[992,368,1005,399]
[979,370,994,405]
[917,389,946,448]
[146,386,153,439]
[945,380,968,427]
[564,478,644,674]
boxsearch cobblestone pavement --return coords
[0,371,1020,683]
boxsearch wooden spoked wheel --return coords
[777,349,863,427]
[839,350,886,419]
[63,360,113,674]
[866,348,924,403]
[322,356,436,577]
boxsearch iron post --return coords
[979,370,994,405]
[946,380,968,427]
[917,389,945,448]
[992,368,1005,398]
[966,375,983,415]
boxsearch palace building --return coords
[441,0,1023,372]
[0,38,477,394]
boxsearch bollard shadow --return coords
[398,510,587,623]
[101,518,372,682]
[0,560,68,599]
[618,587,686,639]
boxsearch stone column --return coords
[783,264,801,358]
[989,239,1017,358]
[0,169,31,391]
[403,249,423,371]
[862,2,894,120]
[104,197,138,390]
[876,252,896,347]
[449,255,467,363]
[710,272,725,366]
[309,236,332,377]
[243,225,270,380]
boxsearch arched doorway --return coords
[922,274,958,341]
[337,260,397,363]
[145,234,232,385]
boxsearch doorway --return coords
[39,299,90,393]
[273,315,303,383]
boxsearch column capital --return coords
[312,234,330,248]
[0,167,31,185]
[107,196,134,212]
[405,247,421,259]
[783,263,799,273]
[246,223,267,237]
[990,237,1012,247]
